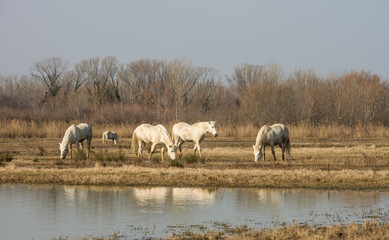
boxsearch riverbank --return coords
[2,166,389,190]
[73,221,389,240]
[1,137,389,189]
[165,221,389,240]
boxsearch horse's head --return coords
[208,121,218,137]
[253,145,262,162]
[59,142,68,159]
[167,144,178,160]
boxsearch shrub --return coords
[105,151,125,162]
[73,150,87,161]
[170,159,184,168]
[182,154,206,164]
[95,151,125,162]
[0,152,13,162]
[37,146,47,156]
[150,156,161,164]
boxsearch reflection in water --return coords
[133,187,168,204]
[173,188,217,205]
[1,184,389,239]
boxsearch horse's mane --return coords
[157,124,173,142]
[259,125,271,145]
[61,124,76,144]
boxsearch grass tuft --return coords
[0,151,13,162]
[95,150,125,162]
[37,146,47,156]
[73,151,87,161]
[182,154,206,164]
[170,159,184,168]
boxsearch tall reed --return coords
[0,119,388,139]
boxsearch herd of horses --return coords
[59,121,291,163]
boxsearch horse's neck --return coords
[159,126,173,145]
[254,134,262,150]
[196,122,208,135]
[255,128,268,149]
[61,135,71,146]
[62,128,75,145]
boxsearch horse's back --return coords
[270,123,289,142]
[173,122,191,133]
[173,122,196,141]
[135,124,162,143]
[77,123,92,140]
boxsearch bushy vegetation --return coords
[170,159,184,168]
[166,221,389,240]
[1,57,388,129]
[169,155,205,168]
[181,154,206,164]
[73,150,87,161]
[37,146,47,156]
[0,151,13,162]
[94,151,125,162]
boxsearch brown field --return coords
[165,221,389,240]
[1,134,389,189]
[73,221,389,240]
[2,127,389,240]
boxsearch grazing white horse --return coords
[131,124,177,162]
[253,123,290,162]
[172,121,218,158]
[102,130,118,145]
[59,123,92,159]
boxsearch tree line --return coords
[0,56,388,127]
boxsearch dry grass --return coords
[166,221,389,240]
[55,221,389,239]
[1,132,389,189]
[0,119,136,138]
[1,119,389,139]
[2,165,389,189]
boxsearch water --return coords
[1,184,389,239]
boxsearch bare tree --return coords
[83,56,120,107]
[227,64,264,104]
[31,57,68,105]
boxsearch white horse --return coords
[172,121,218,158]
[59,123,92,159]
[102,130,118,145]
[253,123,290,162]
[131,124,177,162]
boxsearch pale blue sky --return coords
[1,0,388,80]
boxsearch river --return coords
[1,184,389,239]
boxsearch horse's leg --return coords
[161,146,165,163]
[178,139,184,158]
[137,141,143,159]
[69,143,73,159]
[149,143,156,160]
[280,144,285,161]
[198,143,202,158]
[194,141,202,157]
[193,143,197,155]
[271,143,277,161]
[87,139,90,159]
[263,146,266,162]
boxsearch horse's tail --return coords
[131,131,137,155]
[285,137,291,156]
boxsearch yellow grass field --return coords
[1,134,389,189]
